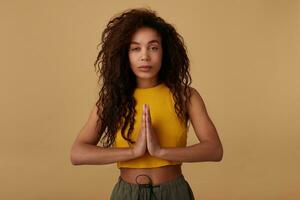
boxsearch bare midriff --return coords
[120,164,182,185]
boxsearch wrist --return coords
[130,148,137,159]
[131,147,143,159]
[154,147,165,158]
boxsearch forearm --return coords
[158,142,223,162]
[70,143,136,165]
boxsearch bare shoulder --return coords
[186,86,207,114]
[179,85,206,113]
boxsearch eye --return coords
[130,47,140,51]
[150,46,158,50]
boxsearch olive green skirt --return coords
[110,174,195,200]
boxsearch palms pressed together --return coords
[133,104,162,158]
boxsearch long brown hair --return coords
[94,7,192,147]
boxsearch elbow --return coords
[70,146,83,165]
[212,145,223,162]
[70,152,80,165]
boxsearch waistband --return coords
[118,174,186,188]
[118,174,186,200]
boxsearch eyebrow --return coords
[130,40,160,45]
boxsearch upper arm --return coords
[187,87,222,148]
[72,104,102,146]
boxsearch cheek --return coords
[128,55,138,73]
[129,54,138,63]
[153,52,163,64]
[155,50,163,60]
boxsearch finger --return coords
[147,104,151,123]
[141,104,146,129]
[144,104,147,130]
[145,104,149,130]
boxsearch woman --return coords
[70,7,223,200]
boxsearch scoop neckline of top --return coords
[135,82,164,91]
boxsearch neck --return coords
[136,78,161,89]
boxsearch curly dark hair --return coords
[94,7,192,148]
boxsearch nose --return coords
[140,48,150,61]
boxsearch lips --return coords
[139,65,152,68]
[138,65,152,72]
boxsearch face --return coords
[128,27,163,86]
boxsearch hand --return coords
[132,104,147,158]
[145,104,162,157]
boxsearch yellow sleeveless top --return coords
[112,83,188,168]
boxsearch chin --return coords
[137,74,157,80]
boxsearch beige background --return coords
[1,0,299,199]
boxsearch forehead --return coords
[130,27,161,45]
